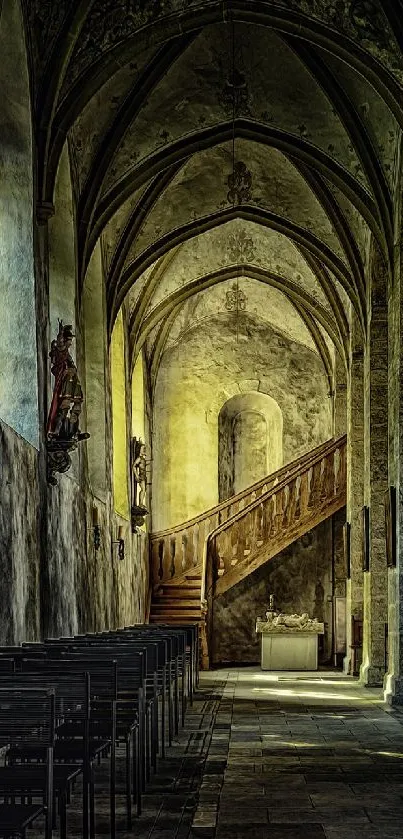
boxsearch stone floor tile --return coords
[28,666,403,839]
[269,807,370,825]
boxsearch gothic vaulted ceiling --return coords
[23,0,403,381]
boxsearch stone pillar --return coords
[360,241,389,687]
[384,196,403,704]
[334,352,347,437]
[344,315,364,674]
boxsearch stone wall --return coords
[153,312,332,530]
[211,512,346,666]
[0,421,41,644]
[0,418,148,645]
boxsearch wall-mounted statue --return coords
[46,320,90,485]
[131,437,149,531]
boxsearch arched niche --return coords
[0,0,38,446]
[110,309,129,518]
[48,142,76,331]
[218,391,283,501]
[83,241,107,498]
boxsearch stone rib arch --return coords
[43,0,403,218]
[91,121,380,280]
[113,207,357,338]
[132,264,348,364]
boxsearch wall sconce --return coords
[92,506,101,552]
[112,525,125,561]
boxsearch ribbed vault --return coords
[21,0,403,398]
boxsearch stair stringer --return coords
[214,495,346,597]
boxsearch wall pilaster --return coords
[361,242,389,687]
[344,316,364,674]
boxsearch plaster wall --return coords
[48,143,76,331]
[0,0,38,447]
[111,310,130,518]
[83,242,108,499]
[153,313,332,530]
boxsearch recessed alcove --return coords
[218,391,283,501]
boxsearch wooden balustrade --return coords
[202,434,347,601]
[150,436,341,586]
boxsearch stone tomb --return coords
[256,612,324,671]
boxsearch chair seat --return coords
[7,740,108,764]
[0,764,81,793]
[0,803,44,835]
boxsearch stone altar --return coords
[256,612,324,671]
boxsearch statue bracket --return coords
[46,433,90,486]
[131,504,149,533]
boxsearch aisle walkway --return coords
[134,667,403,839]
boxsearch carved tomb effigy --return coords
[255,612,324,671]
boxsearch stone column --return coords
[344,314,364,674]
[334,352,347,437]
[384,199,403,704]
[360,241,389,687]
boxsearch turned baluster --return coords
[169,536,176,577]
[248,505,259,555]
[308,460,322,508]
[157,539,164,581]
[193,523,199,566]
[284,478,298,526]
[199,519,206,561]
[232,514,244,561]
[181,532,188,571]
[321,452,335,501]
[242,509,253,558]
[215,530,231,577]
[273,490,283,535]
[265,495,275,540]
[299,470,309,516]
[292,476,301,522]
[256,501,264,546]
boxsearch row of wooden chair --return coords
[0,622,198,839]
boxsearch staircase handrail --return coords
[200,433,347,604]
[151,436,338,540]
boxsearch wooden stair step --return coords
[151,603,201,615]
[150,617,203,626]
[152,592,200,606]
[150,608,201,614]
[150,603,201,612]
[150,610,201,621]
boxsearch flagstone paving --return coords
[50,667,403,839]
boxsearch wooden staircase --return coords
[149,568,203,624]
[149,435,347,666]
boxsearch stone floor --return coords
[33,667,403,839]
